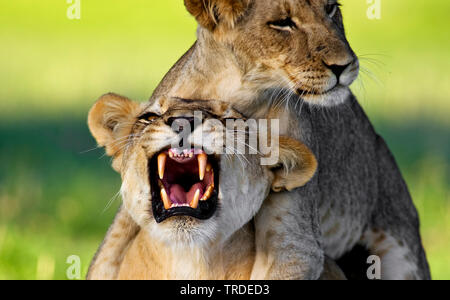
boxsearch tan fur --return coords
[251,191,324,280]
[118,223,255,280]
[184,0,251,31]
[162,0,359,108]
[87,206,139,280]
[117,223,344,280]
[87,1,432,281]
[87,0,359,279]
[142,1,358,279]
[272,136,318,192]
[319,257,347,280]
[88,93,143,172]
[90,207,344,280]
[87,94,326,280]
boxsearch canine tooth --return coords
[200,187,212,201]
[158,153,167,179]
[190,189,200,209]
[201,191,210,201]
[160,188,171,210]
[198,153,207,180]
[201,184,214,201]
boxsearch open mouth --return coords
[149,148,219,223]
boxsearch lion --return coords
[152,0,359,108]
[155,0,429,279]
[89,0,430,279]
[86,93,346,279]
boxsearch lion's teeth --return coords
[206,163,212,173]
[190,189,200,209]
[201,191,210,201]
[160,188,171,210]
[198,153,207,181]
[201,184,214,201]
[158,153,167,180]
[171,203,190,208]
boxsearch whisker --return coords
[102,189,122,214]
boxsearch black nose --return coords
[167,117,197,134]
[325,62,352,80]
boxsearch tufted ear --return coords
[270,136,318,193]
[88,93,142,171]
[184,0,251,31]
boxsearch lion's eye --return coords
[326,2,340,18]
[139,112,159,123]
[268,17,297,32]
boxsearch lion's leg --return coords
[361,228,428,280]
[87,205,140,280]
[361,136,431,280]
[251,191,324,280]
[319,256,347,280]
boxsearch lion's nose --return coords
[167,117,197,134]
[324,59,359,86]
[325,62,350,79]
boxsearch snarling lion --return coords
[86,93,345,280]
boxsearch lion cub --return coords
[86,93,337,280]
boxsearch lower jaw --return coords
[297,86,350,107]
[149,151,220,223]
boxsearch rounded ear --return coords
[270,136,318,193]
[184,0,250,31]
[88,93,142,160]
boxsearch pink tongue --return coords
[169,183,204,204]
[187,183,204,203]
[169,185,186,204]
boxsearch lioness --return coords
[90,0,430,279]
[87,93,339,279]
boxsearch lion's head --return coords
[185,0,359,106]
[88,93,317,247]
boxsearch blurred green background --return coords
[0,0,449,280]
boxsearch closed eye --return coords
[268,17,297,32]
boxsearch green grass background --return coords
[0,0,449,280]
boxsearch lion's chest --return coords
[118,227,255,280]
